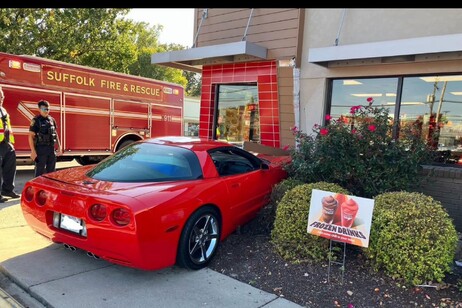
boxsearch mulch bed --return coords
[208,210,462,308]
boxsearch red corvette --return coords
[21,137,290,271]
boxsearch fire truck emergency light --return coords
[9,60,21,69]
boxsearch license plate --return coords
[60,214,83,234]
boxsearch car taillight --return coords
[24,186,34,202]
[89,204,107,221]
[35,190,48,206]
[112,208,131,226]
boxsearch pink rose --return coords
[325,114,332,121]
[368,125,377,132]
[350,105,362,114]
[320,128,329,136]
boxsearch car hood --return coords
[40,165,184,198]
[256,154,291,167]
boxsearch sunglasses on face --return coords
[40,108,49,111]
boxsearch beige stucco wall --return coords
[304,8,462,48]
[297,9,462,231]
[299,8,462,134]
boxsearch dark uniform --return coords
[29,115,58,177]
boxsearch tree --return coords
[0,8,190,88]
[127,23,187,88]
[184,71,202,97]
[0,8,137,72]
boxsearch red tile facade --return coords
[199,60,281,148]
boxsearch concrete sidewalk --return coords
[1,242,301,308]
[0,200,302,308]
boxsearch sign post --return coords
[307,189,375,283]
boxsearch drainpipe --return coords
[293,67,300,147]
[334,9,347,46]
[193,9,208,48]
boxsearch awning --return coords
[151,41,268,73]
[308,33,462,67]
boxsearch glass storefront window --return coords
[329,75,462,166]
[214,84,260,147]
[401,76,462,164]
[330,78,398,124]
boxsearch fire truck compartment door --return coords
[64,94,111,151]
[113,100,149,131]
[150,104,183,138]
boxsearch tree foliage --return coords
[0,8,189,89]
[184,71,202,97]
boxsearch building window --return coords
[214,84,260,147]
[329,75,462,166]
[185,122,199,136]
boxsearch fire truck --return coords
[0,52,184,165]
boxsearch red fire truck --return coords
[0,52,184,165]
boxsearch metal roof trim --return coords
[308,33,462,65]
[151,41,268,73]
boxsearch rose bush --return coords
[285,98,433,198]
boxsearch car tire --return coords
[177,206,221,270]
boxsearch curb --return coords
[0,287,24,308]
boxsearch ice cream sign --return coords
[307,189,375,248]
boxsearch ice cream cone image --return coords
[320,195,338,224]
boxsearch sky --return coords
[126,9,194,47]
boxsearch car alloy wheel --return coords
[177,206,221,270]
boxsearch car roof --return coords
[144,136,233,151]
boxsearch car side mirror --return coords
[261,162,270,170]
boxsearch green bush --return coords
[365,191,458,285]
[271,181,350,263]
[285,98,432,198]
[255,178,304,232]
[250,178,304,234]
[270,178,304,206]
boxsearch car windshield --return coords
[87,143,203,182]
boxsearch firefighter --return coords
[0,86,20,202]
[28,100,62,177]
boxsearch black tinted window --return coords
[209,147,261,176]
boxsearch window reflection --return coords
[330,78,398,125]
[401,76,462,164]
[329,75,462,166]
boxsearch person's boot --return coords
[1,191,20,198]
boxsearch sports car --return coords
[21,137,290,271]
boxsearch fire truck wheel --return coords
[76,156,92,165]
[76,156,106,166]
[118,140,135,151]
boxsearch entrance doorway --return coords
[213,84,260,147]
